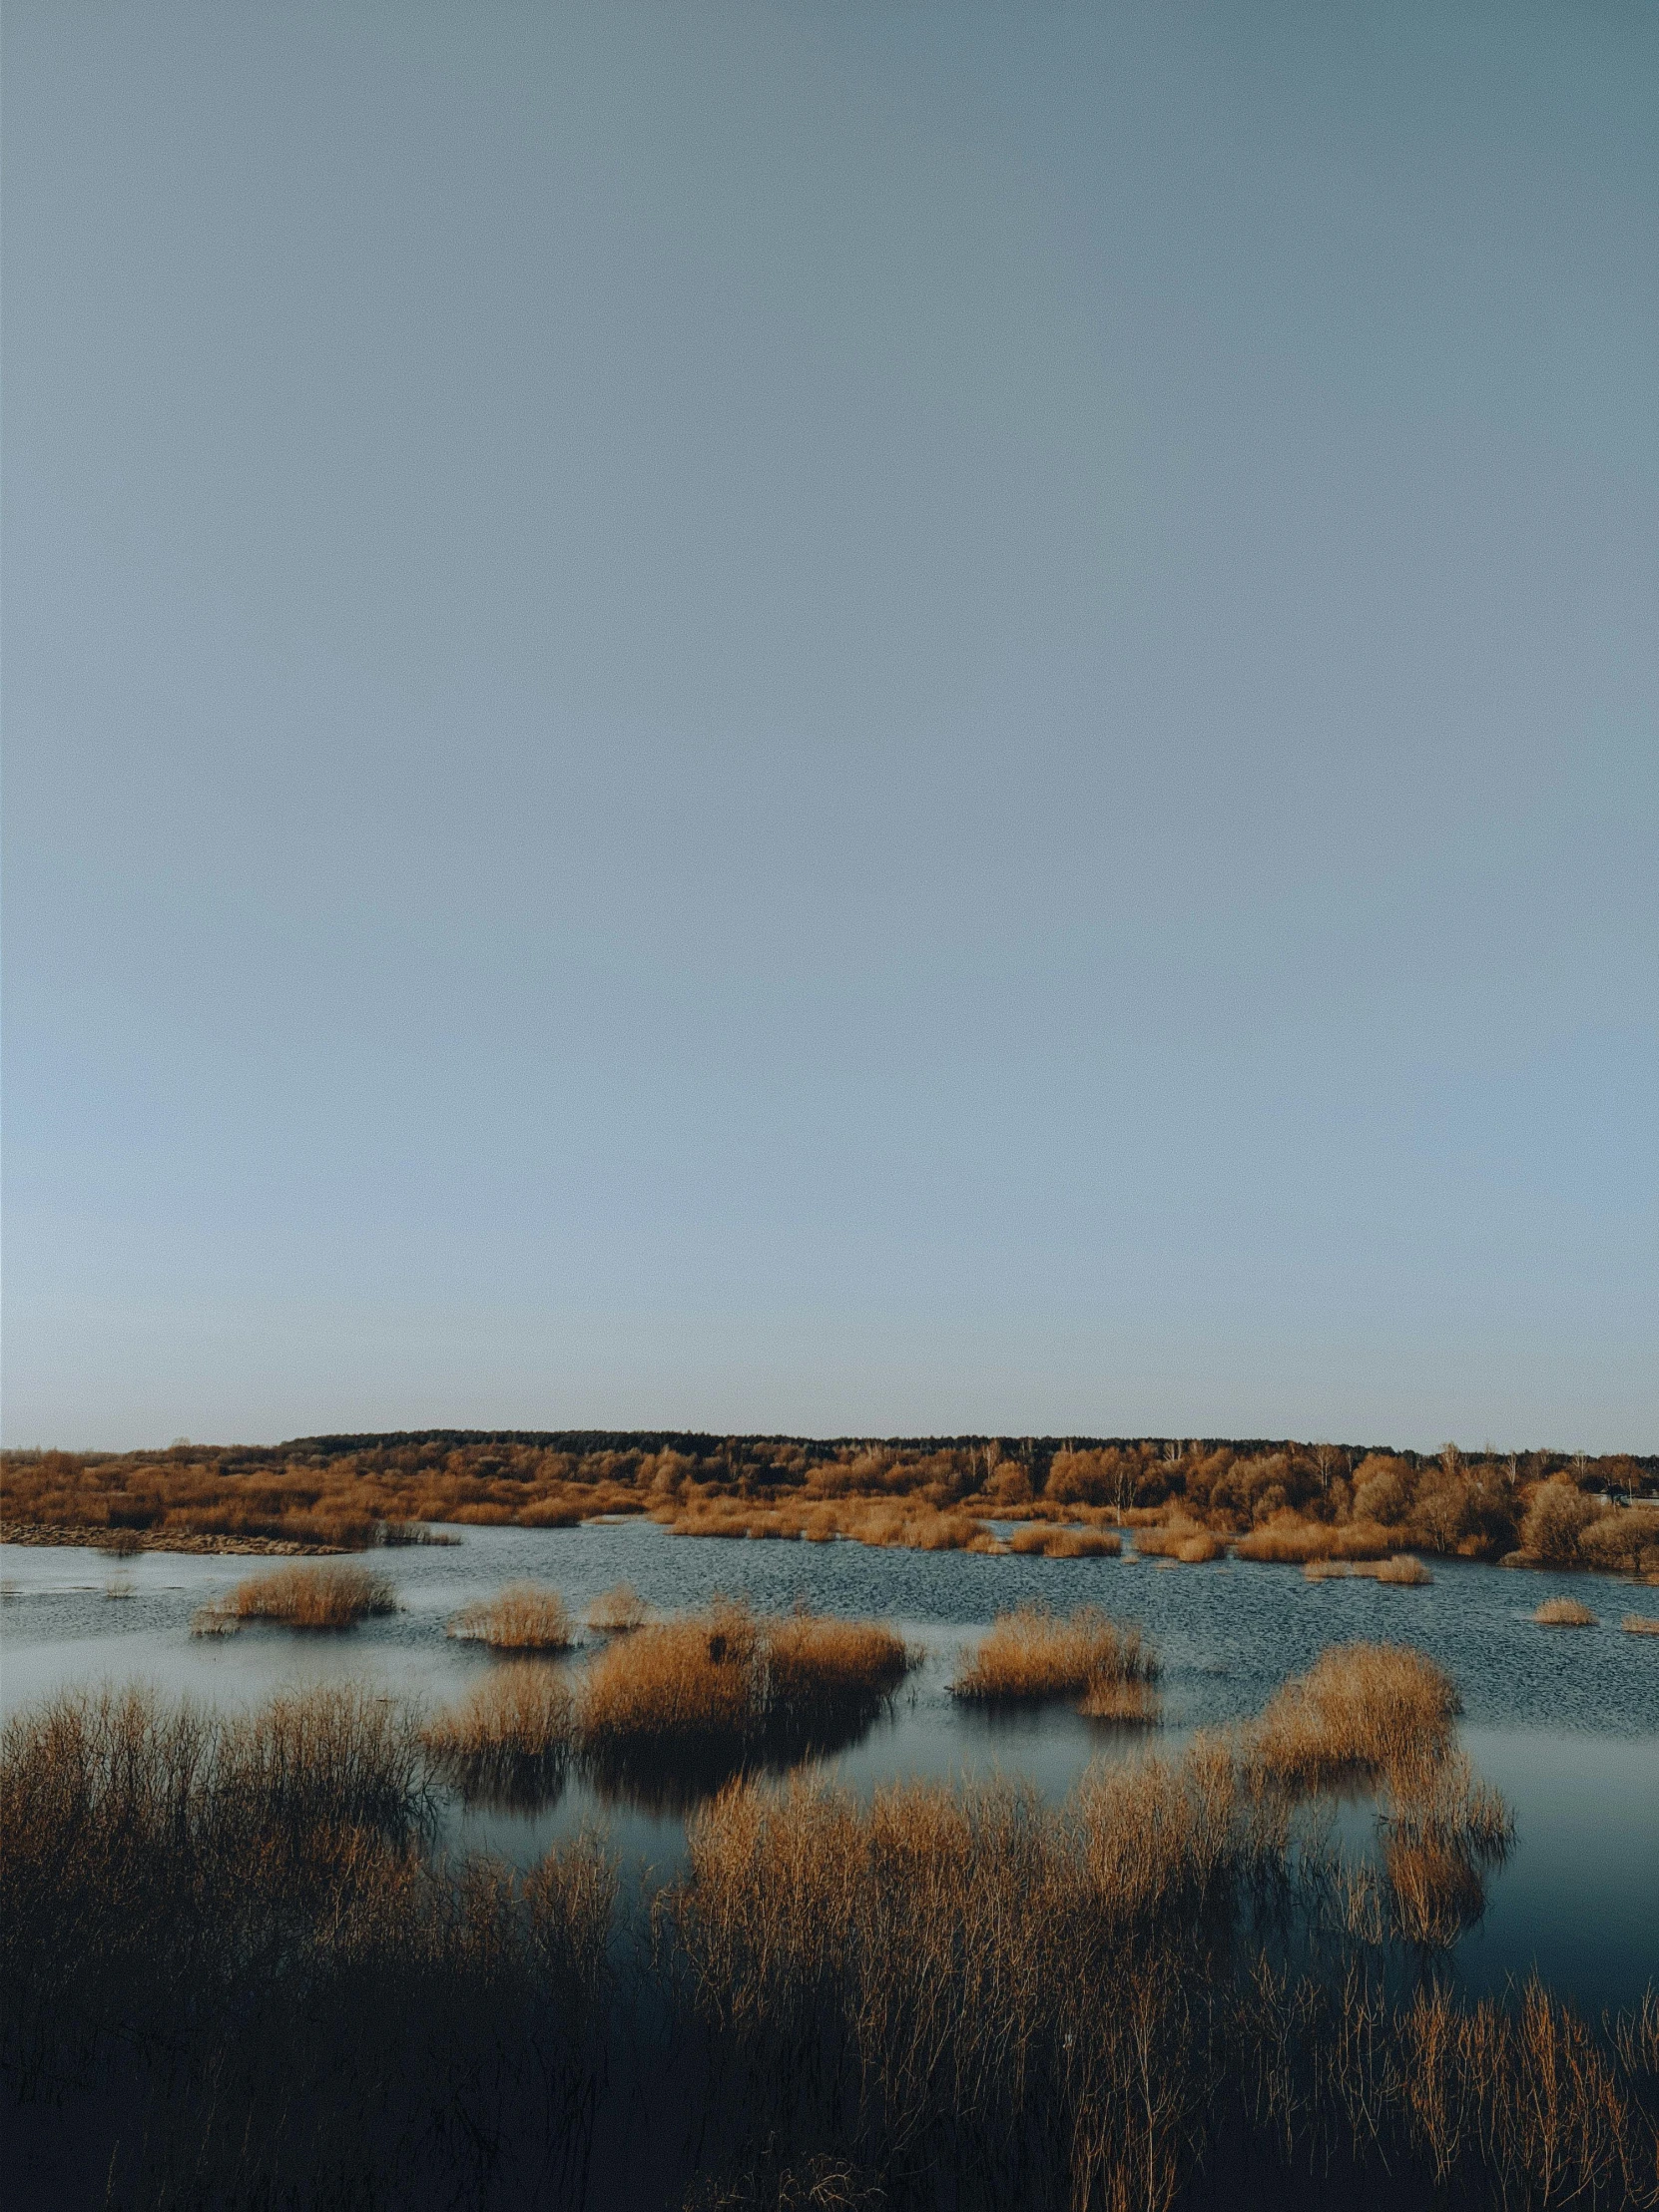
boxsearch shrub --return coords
[422,1665,573,1803]
[1520,1483,1600,1564]
[192,1564,396,1634]
[447,1581,574,1651]
[586,1583,649,1632]
[952,1606,1157,1705]
[1234,1516,1393,1565]
[1533,1597,1596,1627]
[1374,1553,1432,1585]
[1247,1644,1459,1788]
[1010,1525,1120,1558]
[1620,1615,1659,1636]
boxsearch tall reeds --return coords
[1246,1642,1459,1788]
[1535,1596,1598,1626]
[951,1604,1158,1708]
[422,1664,574,1805]
[5,1671,1655,2210]
[191,1562,397,1633]
[447,1580,575,1650]
[586,1582,649,1632]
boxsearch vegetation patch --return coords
[422,1664,573,1806]
[586,1582,649,1633]
[951,1604,1157,1707]
[1245,1643,1459,1789]
[192,1563,396,1634]
[447,1580,574,1651]
[1533,1596,1597,1627]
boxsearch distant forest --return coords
[3,1431,1655,1575]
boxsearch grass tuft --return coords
[1620,1613,1659,1636]
[1247,1643,1459,1788]
[586,1582,649,1633]
[422,1664,573,1804]
[951,1605,1157,1706]
[1533,1597,1597,1627]
[447,1581,574,1651]
[192,1563,396,1634]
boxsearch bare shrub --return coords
[422,1664,573,1804]
[1133,1519,1226,1563]
[1010,1525,1120,1558]
[1234,1516,1394,1564]
[1521,1482,1601,1564]
[1534,1596,1597,1627]
[952,1605,1157,1704]
[447,1581,574,1651]
[1247,1643,1459,1788]
[192,1563,396,1634]
[586,1582,649,1632]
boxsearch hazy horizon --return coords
[5,1,1655,1455]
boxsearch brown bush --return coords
[1234,1515,1394,1565]
[1247,1644,1459,1788]
[422,1664,573,1803]
[1621,1614,1659,1636]
[586,1582,649,1632]
[1520,1481,1601,1564]
[193,1564,396,1634]
[952,1605,1157,1705]
[447,1581,574,1651]
[1533,1596,1597,1627]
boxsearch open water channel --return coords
[4,1521,1655,2012]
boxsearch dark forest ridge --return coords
[3,1433,1655,1577]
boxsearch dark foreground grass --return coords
[3,1660,1657,2211]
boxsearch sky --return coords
[3,1,1655,1453]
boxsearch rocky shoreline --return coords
[0,1522,344,1557]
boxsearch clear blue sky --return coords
[4,2,1654,1452]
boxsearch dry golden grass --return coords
[192,1563,396,1634]
[446,1580,574,1650]
[1076,1677,1162,1725]
[575,1602,915,1797]
[1009,1525,1121,1558]
[1305,1553,1431,1585]
[1374,1552,1432,1584]
[586,1581,649,1632]
[765,1613,911,1717]
[1130,1517,1228,1562]
[951,1605,1157,1705]
[1247,1643,1459,1788]
[578,1606,759,1759]
[1234,1515,1394,1564]
[422,1663,573,1802]
[1621,1614,1659,1636]
[1533,1596,1597,1627]
[5,1666,1650,2212]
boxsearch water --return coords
[4,1522,1656,2008]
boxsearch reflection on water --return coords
[4,1522,1656,2006]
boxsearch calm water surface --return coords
[4,1523,1655,2008]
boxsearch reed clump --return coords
[1246,1642,1459,1788]
[951,1604,1157,1707]
[422,1664,574,1804]
[191,1562,397,1633]
[1306,1552,1432,1585]
[1132,1518,1227,1562]
[1622,1614,1659,1636]
[586,1582,649,1632]
[447,1580,574,1650]
[1533,1595,1597,1626]
[1009,1524,1121,1558]
[1235,1515,1395,1564]
[575,1603,917,1802]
